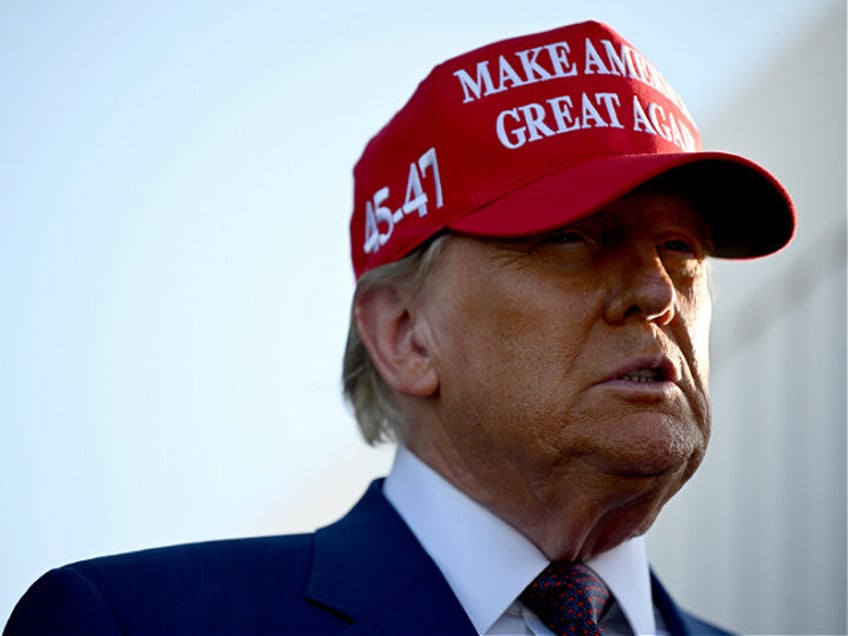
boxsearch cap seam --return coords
[427,62,473,223]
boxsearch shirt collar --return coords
[588,533,657,635]
[383,445,656,635]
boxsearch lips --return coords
[604,354,680,385]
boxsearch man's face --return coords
[409,188,712,544]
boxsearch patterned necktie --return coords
[520,561,611,636]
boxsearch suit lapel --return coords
[306,479,476,636]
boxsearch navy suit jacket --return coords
[4,480,730,635]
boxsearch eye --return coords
[662,239,696,253]
[659,236,705,258]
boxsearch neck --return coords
[406,434,686,561]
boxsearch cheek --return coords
[460,281,592,382]
[429,277,590,415]
[687,284,712,384]
[674,279,712,440]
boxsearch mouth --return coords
[618,368,665,383]
[606,355,680,385]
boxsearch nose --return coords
[604,244,676,326]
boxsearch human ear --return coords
[354,286,439,398]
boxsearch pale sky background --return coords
[0,0,841,625]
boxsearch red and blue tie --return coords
[520,562,611,636]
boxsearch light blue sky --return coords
[0,0,837,624]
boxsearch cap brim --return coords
[448,152,796,259]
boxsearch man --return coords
[5,20,794,636]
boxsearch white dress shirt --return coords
[384,445,667,636]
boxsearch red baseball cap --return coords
[350,20,796,279]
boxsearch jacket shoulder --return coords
[4,565,122,636]
[5,481,474,636]
[4,534,345,636]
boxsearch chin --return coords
[599,412,708,479]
